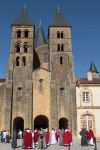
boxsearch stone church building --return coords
[0,7,100,138]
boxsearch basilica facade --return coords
[0,7,100,139]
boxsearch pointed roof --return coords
[89,61,99,73]
[13,7,34,26]
[35,22,47,48]
[51,8,70,27]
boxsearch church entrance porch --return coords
[34,115,49,130]
[13,117,24,134]
[59,118,68,129]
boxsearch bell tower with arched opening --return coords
[48,8,77,134]
[5,7,35,133]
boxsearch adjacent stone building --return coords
[0,7,76,136]
[76,62,100,139]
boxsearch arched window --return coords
[60,57,63,64]
[57,31,60,38]
[57,44,60,51]
[22,56,26,66]
[17,87,22,97]
[60,87,64,96]
[16,56,20,66]
[24,45,28,53]
[61,44,64,51]
[24,30,29,38]
[16,30,21,38]
[16,43,21,53]
[39,79,43,93]
[61,32,64,38]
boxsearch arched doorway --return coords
[34,115,49,130]
[13,117,24,133]
[59,118,68,129]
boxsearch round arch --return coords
[13,117,24,133]
[59,117,68,129]
[34,115,49,130]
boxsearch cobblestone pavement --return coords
[0,139,100,150]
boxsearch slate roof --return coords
[35,22,47,48]
[76,78,100,85]
[51,8,70,27]
[13,7,34,26]
[89,61,99,73]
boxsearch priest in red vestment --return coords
[45,128,50,146]
[68,129,72,145]
[23,128,32,148]
[34,129,39,145]
[88,128,95,145]
[63,129,70,145]
[55,130,59,143]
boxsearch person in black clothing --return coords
[11,130,17,150]
[79,128,88,146]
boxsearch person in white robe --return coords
[50,128,57,144]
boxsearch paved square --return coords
[0,139,100,150]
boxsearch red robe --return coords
[55,130,59,142]
[34,130,39,143]
[88,129,94,142]
[45,130,50,145]
[63,130,70,145]
[68,130,72,143]
[86,130,90,140]
[23,130,32,148]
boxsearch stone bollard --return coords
[94,137,97,150]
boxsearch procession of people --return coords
[0,126,95,149]
[21,127,73,149]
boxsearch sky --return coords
[0,0,100,78]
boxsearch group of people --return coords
[79,127,95,146]
[0,129,10,144]
[22,127,72,149]
[11,127,72,149]
[0,127,95,149]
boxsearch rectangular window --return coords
[60,57,63,64]
[83,92,89,102]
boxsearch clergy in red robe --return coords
[45,128,50,145]
[55,130,59,143]
[23,128,32,148]
[68,129,72,145]
[34,129,39,144]
[88,128,95,145]
[86,130,90,141]
[63,129,70,145]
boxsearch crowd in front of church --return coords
[0,127,95,149]
[11,127,72,149]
